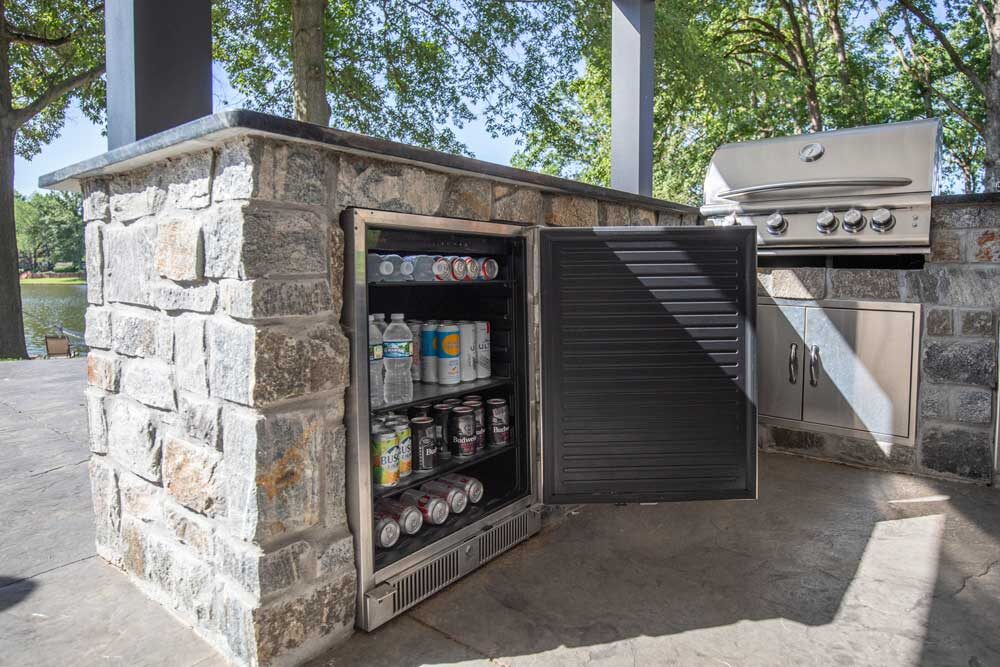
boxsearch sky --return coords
[15,63,521,195]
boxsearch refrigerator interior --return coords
[365,225,531,571]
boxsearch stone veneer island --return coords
[41,110,696,666]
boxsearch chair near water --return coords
[44,336,75,359]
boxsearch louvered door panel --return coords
[540,227,757,503]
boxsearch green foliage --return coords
[15,190,83,272]
[213,0,581,154]
[8,0,105,158]
[514,1,989,203]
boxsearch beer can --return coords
[462,394,483,403]
[449,406,477,457]
[475,321,491,379]
[393,422,412,478]
[431,404,452,461]
[436,324,461,385]
[400,490,449,525]
[432,256,452,281]
[448,257,468,281]
[462,400,486,452]
[478,257,499,281]
[440,473,485,504]
[420,323,438,383]
[373,512,401,549]
[411,417,437,471]
[463,256,481,281]
[409,403,432,420]
[443,398,462,406]
[487,398,510,447]
[370,428,399,487]
[459,322,477,382]
[378,499,424,535]
[421,480,469,514]
[406,320,422,383]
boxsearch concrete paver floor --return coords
[2,359,999,667]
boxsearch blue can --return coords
[420,323,438,383]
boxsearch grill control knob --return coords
[816,209,838,234]
[765,212,787,235]
[843,208,865,233]
[871,207,895,232]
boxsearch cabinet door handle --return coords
[788,343,798,384]
[808,345,820,386]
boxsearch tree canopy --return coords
[512,1,993,204]
[15,190,83,273]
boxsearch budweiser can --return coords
[487,398,510,447]
[411,416,437,471]
[421,480,468,514]
[450,406,477,457]
[463,256,481,281]
[462,400,486,452]
[409,403,432,419]
[478,257,499,281]
[400,490,449,525]
[448,257,468,281]
[432,404,452,461]
[373,512,401,549]
[432,256,452,281]
[440,473,484,504]
[462,394,483,403]
[475,321,491,379]
[379,499,424,535]
[442,398,462,406]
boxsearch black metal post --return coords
[610,0,655,197]
[105,0,212,150]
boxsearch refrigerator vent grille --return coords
[478,511,534,563]
[393,549,461,614]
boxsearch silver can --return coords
[421,480,469,514]
[373,512,401,549]
[432,256,452,281]
[440,473,485,504]
[400,489,449,525]
[477,257,499,281]
[459,321,477,382]
[463,256,481,281]
[378,499,424,535]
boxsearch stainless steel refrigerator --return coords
[342,208,758,630]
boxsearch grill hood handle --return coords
[716,177,913,199]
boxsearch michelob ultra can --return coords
[459,321,477,382]
[475,321,491,379]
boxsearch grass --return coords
[20,276,86,285]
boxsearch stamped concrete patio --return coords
[1,357,998,667]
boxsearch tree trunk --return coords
[0,122,27,358]
[983,2,1000,191]
[291,0,330,125]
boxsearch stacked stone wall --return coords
[758,200,999,483]
[81,133,695,665]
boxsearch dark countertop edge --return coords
[932,192,1000,205]
[39,109,698,215]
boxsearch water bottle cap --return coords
[368,314,374,321]
[391,313,405,319]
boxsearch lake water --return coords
[20,283,88,357]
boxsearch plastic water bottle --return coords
[405,255,436,282]
[373,313,388,334]
[368,315,384,408]
[383,255,415,282]
[383,313,413,404]
[406,320,423,382]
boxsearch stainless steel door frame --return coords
[341,208,541,628]
[758,297,921,446]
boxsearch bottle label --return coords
[369,343,383,362]
[384,341,412,358]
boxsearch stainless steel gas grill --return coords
[701,119,942,255]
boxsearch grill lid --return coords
[703,118,941,210]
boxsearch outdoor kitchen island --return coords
[39,110,764,667]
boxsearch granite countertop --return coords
[39,109,697,215]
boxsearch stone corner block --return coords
[84,307,113,349]
[87,351,120,392]
[544,194,599,227]
[337,153,448,217]
[220,279,334,320]
[106,396,161,483]
[492,184,542,224]
[85,223,105,305]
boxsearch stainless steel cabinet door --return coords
[758,304,805,420]
[802,307,915,438]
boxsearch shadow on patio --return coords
[317,453,1000,667]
